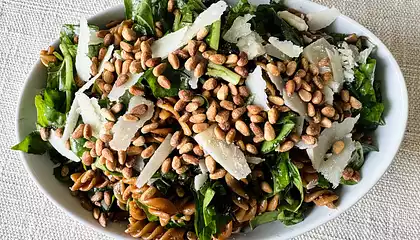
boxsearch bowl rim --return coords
[15,1,408,239]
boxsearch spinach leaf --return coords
[35,94,67,128]
[152,0,174,34]
[43,89,66,113]
[46,61,66,91]
[361,142,379,154]
[12,131,50,154]
[126,0,155,35]
[268,153,290,196]
[317,174,332,189]
[70,138,88,158]
[253,4,302,46]
[194,181,231,240]
[287,158,304,211]
[174,0,206,31]
[348,58,384,129]
[142,68,189,98]
[340,178,358,185]
[249,211,279,230]
[277,204,304,226]
[261,122,295,154]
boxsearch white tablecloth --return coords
[1,0,418,239]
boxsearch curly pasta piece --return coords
[304,189,339,209]
[70,170,108,191]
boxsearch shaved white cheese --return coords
[323,86,334,105]
[246,156,265,165]
[282,89,307,117]
[136,134,174,188]
[109,96,154,151]
[306,178,318,190]
[357,46,374,65]
[277,11,308,31]
[326,48,344,92]
[307,7,340,31]
[75,17,92,82]
[268,37,303,58]
[48,130,80,162]
[185,70,199,89]
[61,97,80,142]
[76,93,105,138]
[194,125,251,180]
[307,115,359,170]
[245,66,269,110]
[318,136,355,187]
[108,72,144,101]
[295,140,317,150]
[151,27,189,59]
[78,45,115,93]
[194,173,208,191]
[267,72,284,92]
[199,160,208,173]
[338,42,358,82]
[237,32,265,59]
[223,14,254,43]
[89,30,104,45]
[265,44,290,61]
[303,38,334,65]
[182,1,228,43]
[295,115,305,135]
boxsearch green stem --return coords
[59,43,74,113]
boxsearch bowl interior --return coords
[16,1,407,239]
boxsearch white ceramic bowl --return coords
[16,0,408,239]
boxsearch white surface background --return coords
[1,0,419,239]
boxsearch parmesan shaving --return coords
[326,48,344,92]
[108,72,144,101]
[49,130,80,162]
[182,1,228,43]
[237,32,265,59]
[268,37,303,58]
[76,93,105,138]
[136,134,174,188]
[61,97,80,142]
[245,66,269,110]
[277,11,308,31]
[194,125,251,180]
[306,7,340,31]
[109,96,154,151]
[75,17,92,82]
[223,14,254,43]
[265,44,291,61]
[151,27,189,59]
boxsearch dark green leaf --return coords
[12,131,49,154]
[261,122,295,154]
[35,94,67,128]
[340,177,358,185]
[317,174,331,189]
[269,153,290,196]
[253,4,302,46]
[249,211,279,230]
[286,158,303,211]
[175,0,206,31]
[46,61,66,91]
[277,205,304,226]
[70,138,88,158]
[128,0,155,35]
[361,142,379,154]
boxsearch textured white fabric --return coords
[1,0,419,239]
